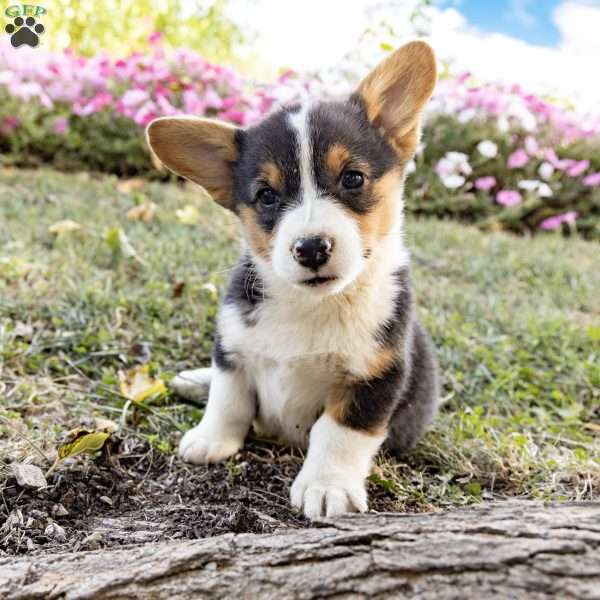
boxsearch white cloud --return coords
[228,0,600,111]
[426,1,600,111]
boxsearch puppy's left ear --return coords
[146,116,240,212]
[356,40,437,157]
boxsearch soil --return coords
[0,437,400,557]
[0,437,303,556]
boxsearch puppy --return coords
[146,41,440,519]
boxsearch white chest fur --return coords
[218,245,409,446]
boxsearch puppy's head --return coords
[147,41,436,296]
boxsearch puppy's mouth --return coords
[299,275,338,287]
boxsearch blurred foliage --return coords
[44,0,241,62]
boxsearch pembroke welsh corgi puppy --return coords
[146,41,440,519]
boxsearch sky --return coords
[226,0,600,111]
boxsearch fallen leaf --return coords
[201,282,218,301]
[175,204,200,225]
[117,178,145,194]
[127,202,157,223]
[119,365,166,403]
[106,227,146,265]
[13,322,33,339]
[48,220,82,236]
[172,281,185,298]
[57,429,111,461]
[46,427,112,476]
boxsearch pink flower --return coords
[1,116,20,134]
[545,149,575,171]
[496,190,522,206]
[148,31,164,45]
[474,176,496,191]
[53,117,69,134]
[567,160,589,177]
[507,149,529,169]
[121,89,150,108]
[539,212,578,230]
[583,172,600,187]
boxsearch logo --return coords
[4,4,46,48]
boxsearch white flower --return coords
[516,179,553,198]
[441,174,465,189]
[446,152,470,164]
[477,140,498,159]
[537,183,553,197]
[518,179,541,191]
[538,162,554,180]
[458,108,476,123]
[405,159,416,175]
[497,116,509,133]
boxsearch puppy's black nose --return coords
[293,236,332,270]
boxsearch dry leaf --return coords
[13,322,33,339]
[172,281,185,298]
[175,205,200,225]
[119,365,166,403]
[46,428,112,475]
[48,220,82,236]
[117,178,145,194]
[127,202,157,223]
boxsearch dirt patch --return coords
[0,437,313,556]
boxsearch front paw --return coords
[179,424,243,464]
[290,473,368,519]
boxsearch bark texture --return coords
[2,500,600,600]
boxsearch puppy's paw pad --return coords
[290,478,367,519]
[179,427,241,464]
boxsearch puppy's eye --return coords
[256,188,279,207]
[341,170,364,190]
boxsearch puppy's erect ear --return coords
[146,116,240,211]
[356,40,437,158]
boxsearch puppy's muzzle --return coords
[292,236,333,271]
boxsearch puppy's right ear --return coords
[146,116,240,211]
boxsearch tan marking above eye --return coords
[258,161,283,190]
[325,143,351,176]
[325,144,372,181]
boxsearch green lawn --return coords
[1,168,598,509]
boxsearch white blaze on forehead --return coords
[288,104,318,223]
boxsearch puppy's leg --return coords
[171,367,212,401]
[291,412,384,519]
[179,364,255,464]
[386,321,440,456]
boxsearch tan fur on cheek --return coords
[350,168,402,253]
[239,206,273,259]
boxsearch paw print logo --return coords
[5,16,45,48]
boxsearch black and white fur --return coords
[147,41,440,519]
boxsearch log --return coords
[2,501,599,599]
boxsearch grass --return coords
[1,167,599,510]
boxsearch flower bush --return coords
[406,75,600,240]
[1,39,599,240]
[0,37,302,175]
